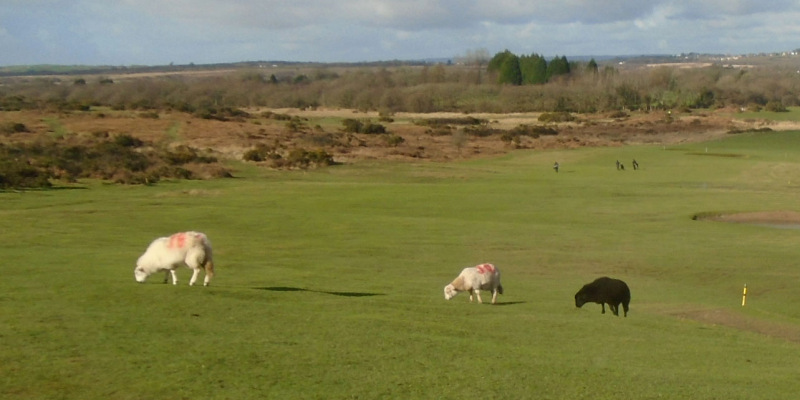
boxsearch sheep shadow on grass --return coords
[255,286,385,297]
[491,301,527,306]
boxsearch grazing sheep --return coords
[444,263,503,304]
[134,231,215,286]
[574,277,630,316]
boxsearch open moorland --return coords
[3,61,800,399]
[4,55,800,188]
[2,104,799,167]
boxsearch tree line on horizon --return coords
[0,53,796,115]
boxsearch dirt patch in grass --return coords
[670,308,800,343]
[697,211,800,227]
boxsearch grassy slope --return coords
[3,131,800,399]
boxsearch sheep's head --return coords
[444,284,458,300]
[134,266,149,283]
[574,292,587,308]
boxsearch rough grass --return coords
[733,106,800,122]
[3,130,800,399]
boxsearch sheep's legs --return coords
[189,269,200,286]
[491,290,498,304]
[609,303,620,316]
[169,270,179,285]
[186,253,212,286]
[203,261,214,286]
[472,290,483,303]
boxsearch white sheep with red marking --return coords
[134,231,215,286]
[443,263,503,304]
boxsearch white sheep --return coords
[443,263,503,304]
[134,231,215,286]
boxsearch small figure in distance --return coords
[553,162,559,173]
[616,160,621,170]
[632,159,639,170]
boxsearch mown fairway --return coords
[3,131,800,399]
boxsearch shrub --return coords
[764,101,788,112]
[263,112,293,121]
[293,75,310,84]
[462,124,496,137]
[0,122,29,135]
[501,125,558,142]
[378,110,395,122]
[538,112,575,123]
[0,133,231,188]
[342,118,364,133]
[243,148,264,162]
[113,170,161,185]
[164,146,199,165]
[514,124,558,137]
[426,127,453,136]
[139,111,160,119]
[243,144,281,162]
[305,133,344,147]
[284,148,334,168]
[415,117,487,127]
[286,117,308,133]
[361,122,387,134]
[384,134,405,147]
[608,111,629,119]
[306,149,334,165]
[194,108,218,120]
[163,145,217,165]
[193,107,250,121]
[0,162,52,189]
[0,95,30,111]
[113,134,144,148]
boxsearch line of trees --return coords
[487,50,586,85]
[0,56,798,114]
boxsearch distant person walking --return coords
[632,159,639,170]
[553,162,559,173]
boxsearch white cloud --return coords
[1,0,800,65]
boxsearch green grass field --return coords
[3,130,800,399]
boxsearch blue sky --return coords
[2,0,799,66]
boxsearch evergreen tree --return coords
[487,50,515,73]
[586,58,598,75]
[520,53,548,85]
[498,54,522,85]
[546,55,571,80]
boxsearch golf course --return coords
[2,127,800,399]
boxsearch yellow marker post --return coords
[742,284,747,307]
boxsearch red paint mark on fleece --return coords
[476,263,495,274]
[168,232,187,249]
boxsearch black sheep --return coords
[574,277,630,317]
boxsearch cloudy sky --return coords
[2,0,800,66]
